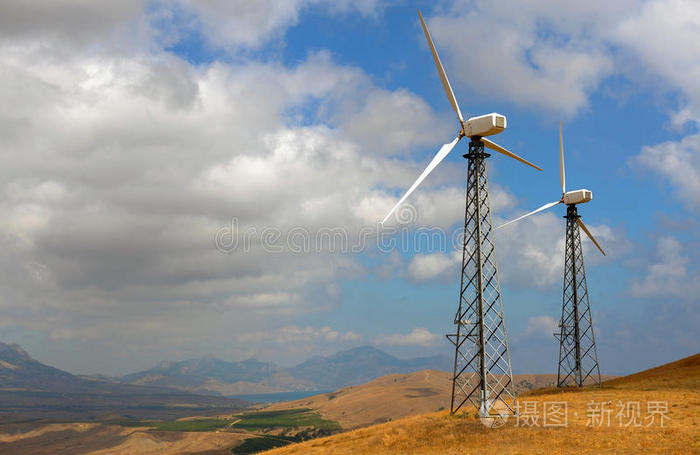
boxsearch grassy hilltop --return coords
[263,353,699,455]
[0,353,697,454]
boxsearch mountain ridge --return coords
[0,341,248,422]
[121,346,452,395]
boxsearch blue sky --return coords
[0,0,697,377]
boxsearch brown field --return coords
[0,422,249,455]
[262,353,700,455]
[267,369,451,429]
[265,370,616,429]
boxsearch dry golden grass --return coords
[0,422,249,455]
[263,353,700,455]
[265,370,610,429]
[266,370,451,429]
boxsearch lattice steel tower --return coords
[381,11,541,419]
[496,123,605,388]
[555,204,602,387]
[447,139,516,418]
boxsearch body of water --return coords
[228,390,332,403]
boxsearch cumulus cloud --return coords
[630,236,700,302]
[423,0,700,122]
[238,325,361,344]
[0,1,146,50]
[162,0,383,50]
[375,328,440,347]
[0,0,695,376]
[621,1,700,213]
[407,251,461,283]
[338,89,452,157]
[635,134,700,212]
[424,0,625,116]
[613,0,700,121]
[0,0,486,374]
[523,315,558,339]
[495,209,625,288]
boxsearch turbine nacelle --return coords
[563,189,592,206]
[462,113,506,138]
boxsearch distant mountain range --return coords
[0,341,451,421]
[121,346,452,395]
[0,342,247,422]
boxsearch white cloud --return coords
[631,236,700,301]
[423,0,700,124]
[375,328,440,347]
[426,0,621,116]
[407,251,461,283]
[339,89,451,156]
[0,1,146,50]
[168,0,382,50]
[523,315,558,339]
[613,0,700,120]
[635,133,700,212]
[236,325,361,344]
[495,209,624,288]
[619,1,700,213]
[0,3,483,373]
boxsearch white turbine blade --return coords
[381,135,462,224]
[481,138,543,171]
[577,218,606,256]
[496,200,561,229]
[559,121,566,194]
[418,10,463,123]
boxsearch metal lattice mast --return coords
[556,205,602,387]
[447,138,516,418]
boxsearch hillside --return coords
[285,346,450,390]
[263,352,700,454]
[267,371,616,429]
[0,342,248,422]
[0,422,250,455]
[0,343,81,392]
[603,352,700,389]
[121,346,451,395]
[267,369,451,429]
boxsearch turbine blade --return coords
[559,121,566,194]
[577,218,606,256]
[496,200,561,229]
[381,135,462,224]
[481,138,543,171]
[418,10,464,123]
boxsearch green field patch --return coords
[231,408,340,431]
[231,435,297,454]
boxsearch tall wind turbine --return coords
[498,123,603,387]
[381,10,542,419]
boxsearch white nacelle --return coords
[463,113,506,137]
[563,189,592,205]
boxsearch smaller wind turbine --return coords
[498,123,603,387]
[498,123,604,255]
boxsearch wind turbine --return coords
[498,123,603,387]
[381,10,542,420]
[381,12,542,225]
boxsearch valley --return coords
[1,350,696,454]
